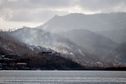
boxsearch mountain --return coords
[0,31,32,56]
[0,31,85,70]
[10,27,102,67]
[10,27,125,69]
[59,29,117,59]
[10,27,87,55]
[0,27,123,69]
[98,28,126,43]
[2,12,126,69]
[40,12,126,44]
[112,42,126,64]
[36,12,126,66]
[40,13,126,33]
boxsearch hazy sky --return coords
[0,0,126,30]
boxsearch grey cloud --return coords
[8,9,66,22]
[8,9,52,22]
[1,0,126,11]
[2,0,74,9]
[29,0,74,8]
[0,0,75,22]
[78,0,126,12]
[1,0,126,22]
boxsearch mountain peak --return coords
[64,13,86,17]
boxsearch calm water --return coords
[0,71,126,84]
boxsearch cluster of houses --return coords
[0,54,30,70]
